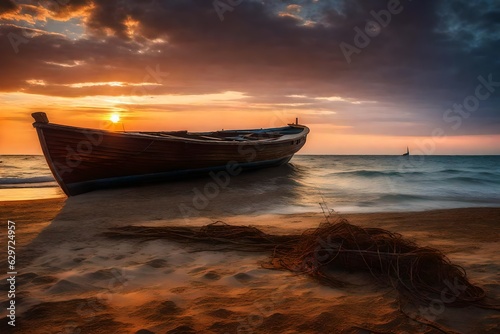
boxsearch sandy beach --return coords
[2,0,500,332]
[0,192,498,334]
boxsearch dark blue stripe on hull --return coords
[66,156,293,196]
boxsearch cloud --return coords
[0,0,17,15]
[0,0,499,137]
[36,0,93,19]
[435,0,500,49]
[0,1,91,24]
[0,5,52,24]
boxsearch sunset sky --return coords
[0,0,499,155]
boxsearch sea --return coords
[1,155,499,213]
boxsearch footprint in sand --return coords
[146,259,168,268]
[202,271,221,280]
[233,272,253,283]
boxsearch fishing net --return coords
[105,219,492,309]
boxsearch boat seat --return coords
[198,136,224,141]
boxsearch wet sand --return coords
[0,195,498,334]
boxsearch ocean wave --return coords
[436,169,465,174]
[436,169,500,177]
[0,176,55,185]
[444,176,500,185]
[326,168,500,180]
[477,171,500,177]
[377,193,431,202]
[328,170,424,178]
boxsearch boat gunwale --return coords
[33,122,310,145]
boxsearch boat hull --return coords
[33,114,309,196]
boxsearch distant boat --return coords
[402,147,409,156]
[32,112,309,196]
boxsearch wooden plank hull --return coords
[32,113,309,196]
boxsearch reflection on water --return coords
[0,187,65,201]
[3,154,499,212]
[89,153,500,215]
[58,163,308,222]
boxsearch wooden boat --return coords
[32,112,309,196]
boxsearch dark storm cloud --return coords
[37,0,92,18]
[0,0,17,14]
[1,0,499,136]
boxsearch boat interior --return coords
[131,126,305,142]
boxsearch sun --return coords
[110,113,121,123]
